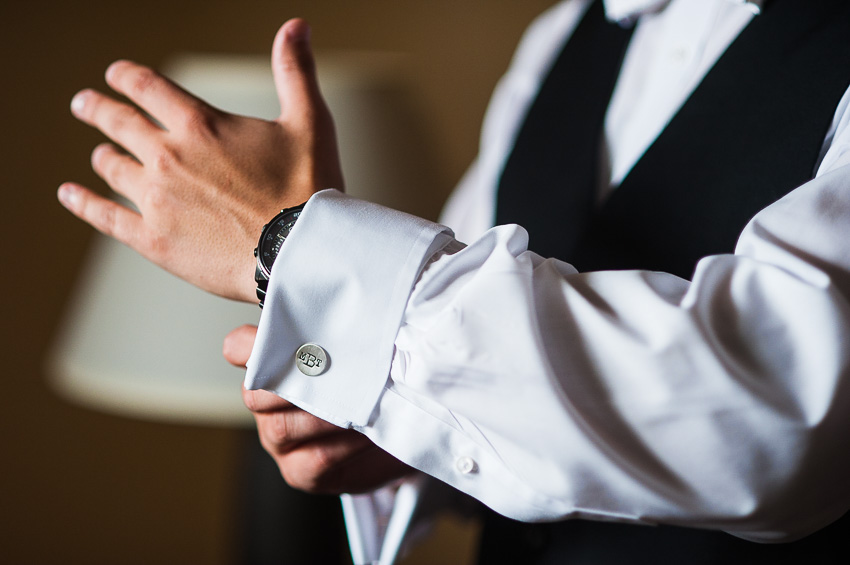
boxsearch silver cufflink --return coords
[295,343,329,376]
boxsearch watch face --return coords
[258,209,301,276]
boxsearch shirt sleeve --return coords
[244,3,850,546]
[246,157,850,546]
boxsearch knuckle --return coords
[150,146,177,172]
[139,183,171,229]
[242,390,260,412]
[307,444,333,477]
[243,390,270,414]
[105,107,130,134]
[277,460,306,490]
[181,105,220,139]
[268,412,293,446]
[301,446,338,493]
[144,231,170,261]
[127,67,160,98]
[143,181,167,209]
[95,202,118,238]
[282,460,321,493]
[275,444,346,494]
[255,413,291,450]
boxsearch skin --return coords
[59,18,342,303]
[226,325,412,494]
[61,18,410,494]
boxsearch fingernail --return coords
[70,90,89,115]
[58,184,80,210]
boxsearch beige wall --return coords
[0,1,555,563]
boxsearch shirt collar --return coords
[603,0,765,25]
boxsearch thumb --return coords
[272,18,323,123]
[223,324,259,369]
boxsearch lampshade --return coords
[48,52,444,426]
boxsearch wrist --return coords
[253,202,307,307]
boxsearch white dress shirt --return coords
[246,0,850,561]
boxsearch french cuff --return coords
[245,189,455,428]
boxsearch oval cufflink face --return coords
[295,343,329,376]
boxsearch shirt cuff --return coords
[245,189,454,428]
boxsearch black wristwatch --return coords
[254,203,306,307]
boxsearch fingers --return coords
[58,183,145,249]
[255,408,342,456]
[223,324,259,368]
[244,386,413,493]
[90,143,144,201]
[272,18,324,124]
[242,387,295,413]
[244,388,342,454]
[272,432,412,494]
[274,433,377,493]
[104,59,214,132]
[71,89,163,164]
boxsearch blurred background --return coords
[1,1,555,563]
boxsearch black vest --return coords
[486,0,850,563]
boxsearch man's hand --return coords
[59,19,343,302]
[224,325,412,494]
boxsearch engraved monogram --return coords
[298,351,323,368]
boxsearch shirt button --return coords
[456,456,477,475]
[295,343,329,376]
